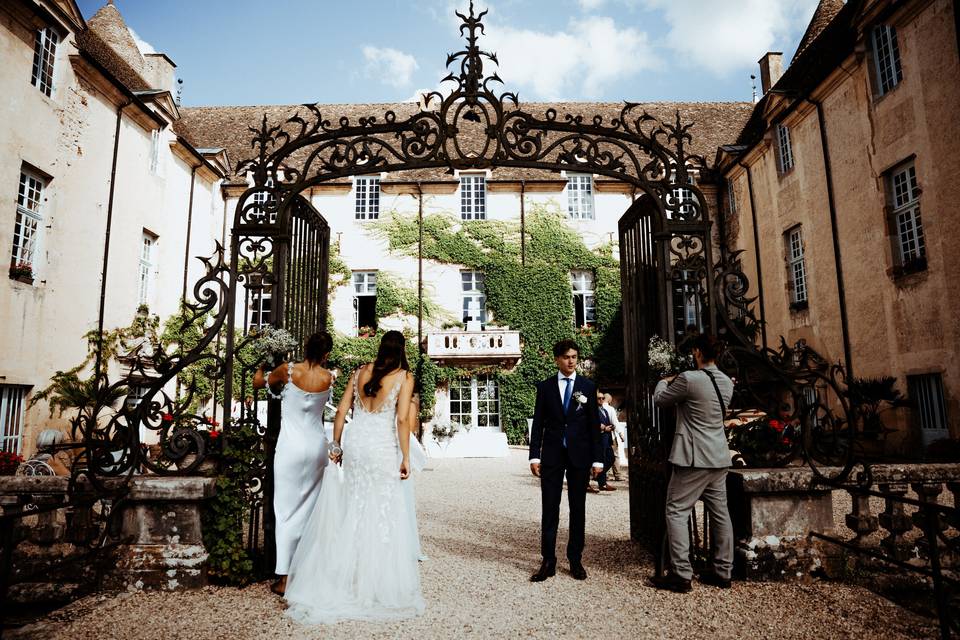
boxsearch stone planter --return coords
[11,274,33,285]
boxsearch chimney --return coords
[758,52,783,95]
[142,52,177,93]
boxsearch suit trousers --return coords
[540,456,590,563]
[664,466,733,581]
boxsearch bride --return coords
[285,330,426,624]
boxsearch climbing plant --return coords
[369,202,623,444]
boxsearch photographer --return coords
[650,333,735,593]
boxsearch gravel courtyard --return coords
[12,449,937,640]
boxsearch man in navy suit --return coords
[529,339,604,581]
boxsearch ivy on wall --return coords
[323,202,623,445]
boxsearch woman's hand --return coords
[400,457,410,480]
[328,442,343,465]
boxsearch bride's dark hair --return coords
[363,330,409,397]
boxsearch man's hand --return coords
[530,462,541,477]
[664,374,677,384]
[590,466,602,479]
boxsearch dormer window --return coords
[776,124,795,174]
[872,25,903,96]
[566,174,594,220]
[460,174,486,220]
[31,27,59,97]
[355,176,380,220]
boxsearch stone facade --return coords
[719,0,960,455]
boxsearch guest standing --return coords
[651,333,734,593]
[253,331,334,597]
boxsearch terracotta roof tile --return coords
[74,28,150,93]
[85,2,146,78]
[177,101,753,184]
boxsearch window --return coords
[908,374,949,446]
[149,129,164,176]
[125,384,151,411]
[0,386,27,454]
[251,177,277,223]
[247,275,273,330]
[31,27,58,97]
[566,174,594,219]
[726,178,737,215]
[461,270,486,326]
[786,226,808,306]
[11,170,44,274]
[570,270,596,327]
[670,186,696,219]
[872,25,903,96]
[460,174,486,220]
[776,124,794,174]
[672,269,703,342]
[138,232,156,306]
[352,271,377,333]
[355,176,380,220]
[888,162,925,270]
[449,375,500,429]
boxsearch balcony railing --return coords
[425,329,522,364]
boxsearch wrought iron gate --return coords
[223,192,330,570]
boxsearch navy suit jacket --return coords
[528,374,603,469]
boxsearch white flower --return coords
[572,391,588,405]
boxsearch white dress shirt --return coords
[530,371,603,468]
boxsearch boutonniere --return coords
[572,391,588,407]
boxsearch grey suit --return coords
[654,364,735,581]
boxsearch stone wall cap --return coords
[126,476,217,501]
[730,463,960,493]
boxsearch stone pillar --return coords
[727,467,837,581]
[107,476,216,591]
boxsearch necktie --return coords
[562,377,573,412]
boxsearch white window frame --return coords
[247,274,273,330]
[251,177,277,224]
[726,178,737,215]
[566,173,594,220]
[352,271,378,334]
[31,27,59,97]
[138,231,157,306]
[460,174,486,220]
[125,383,151,411]
[149,129,164,176]
[872,24,903,97]
[0,385,28,454]
[449,375,500,429]
[11,170,45,275]
[776,123,795,174]
[461,270,487,326]
[786,226,808,305]
[889,162,925,266]
[355,176,381,220]
[570,270,596,327]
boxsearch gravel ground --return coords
[11,450,938,640]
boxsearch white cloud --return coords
[128,26,156,55]
[362,46,420,88]
[643,0,819,75]
[484,16,659,100]
[577,0,607,10]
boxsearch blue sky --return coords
[76,0,821,107]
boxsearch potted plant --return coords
[727,415,798,467]
[9,261,33,284]
[0,451,24,475]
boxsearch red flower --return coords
[208,430,220,440]
[161,413,174,422]
[769,419,784,432]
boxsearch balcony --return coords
[425,329,522,366]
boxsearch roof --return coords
[74,28,150,92]
[85,2,146,79]
[736,0,859,149]
[793,0,846,62]
[176,101,754,184]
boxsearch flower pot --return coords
[12,275,33,285]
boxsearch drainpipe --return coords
[95,101,130,378]
[737,159,768,350]
[716,175,729,262]
[803,97,854,377]
[416,182,424,440]
[520,180,526,267]
[181,166,198,300]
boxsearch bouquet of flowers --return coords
[0,451,24,475]
[647,335,691,378]
[250,326,298,369]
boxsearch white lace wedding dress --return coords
[284,373,425,624]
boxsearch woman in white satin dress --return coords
[253,331,333,597]
[285,330,425,624]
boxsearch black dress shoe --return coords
[650,572,692,593]
[530,559,556,582]
[569,561,587,580]
[698,571,732,589]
